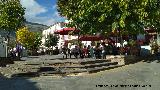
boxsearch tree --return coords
[45,34,59,48]
[16,27,42,55]
[57,0,160,35]
[0,0,25,55]
[31,32,42,51]
[0,0,25,36]
[8,38,16,49]
[16,27,35,50]
[45,34,59,55]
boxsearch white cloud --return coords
[20,0,47,18]
[20,0,65,26]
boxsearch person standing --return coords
[62,46,67,59]
[82,46,88,58]
[74,46,79,58]
[101,42,107,59]
[94,43,102,59]
[87,45,91,58]
[89,46,94,58]
[16,42,22,60]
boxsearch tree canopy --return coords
[16,27,42,50]
[0,0,25,34]
[16,27,35,49]
[45,34,59,48]
[57,0,160,35]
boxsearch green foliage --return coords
[0,0,25,32]
[16,27,34,49]
[45,34,59,48]
[16,27,42,50]
[31,32,42,50]
[57,0,160,35]
[8,38,16,49]
[128,39,136,46]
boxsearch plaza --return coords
[1,0,160,90]
[0,55,160,90]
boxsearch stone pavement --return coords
[0,54,121,77]
[0,58,160,90]
[21,54,64,61]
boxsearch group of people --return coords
[9,43,23,59]
[8,42,142,59]
[60,42,120,59]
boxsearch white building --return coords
[41,22,63,46]
[41,20,78,49]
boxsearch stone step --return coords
[84,62,118,68]
[88,65,123,73]
[48,62,118,69]
[63,65,122,74]
[80,59,110,65]
[39,64,122,76]
[11,72,39,77]
[40,71,66,75]
[38,67,57,72]
[22,59,110,66]
[10,64,123,77]
[39,69,87,76]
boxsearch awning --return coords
[79,35,105,41]
[54,28,80,35]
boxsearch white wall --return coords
[41,22,63,47]
[0,36,7,57]
[42,20,78,48]
[41,21,78,49]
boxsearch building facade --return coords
[41,21,78,49]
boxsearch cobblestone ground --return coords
[0,55,160,90]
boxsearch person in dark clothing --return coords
[87,45,91,58]
[16,43,22,59]
[10,49,16,58]
[82,46,88,58]
[106,44,113,55]
[74,46,79,58]
[62,46,68,59]
[67,48,71,57]
[94,43,102,59]
[70,46,79,58]
[79,46,84,59]
[117,47,120,55]
[101,42,107,59]
[112,45,118,55]
[54,47,59,55]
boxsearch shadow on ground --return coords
[141,54,160,63]
[0,73,39,90]
[49,57,78,60]
[27,56,40,58]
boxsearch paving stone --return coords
[0,55,120,77]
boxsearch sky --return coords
[20,0,66,26]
